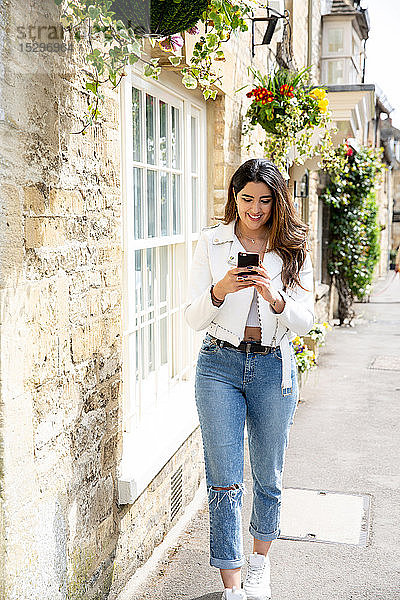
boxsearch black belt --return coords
[213,337,274,354]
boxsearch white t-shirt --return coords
[245,287,261,327]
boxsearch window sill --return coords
[117,374,199,505]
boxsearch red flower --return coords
[279,84,294,97]
[344,143,353,156]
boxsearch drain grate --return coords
[170,465,183,521]
[369,355,400,371]
[279,487,371,546]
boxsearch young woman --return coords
[184,158,315,600]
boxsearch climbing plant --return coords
[54,0,257,133]
[321,142,385,325]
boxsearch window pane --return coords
[160,316,168,365]
[160,100,168,167]
[191,115,197,173]
[135,250,143,311]
[146,93,155,165]
[327,59,344,84]
[140,327,146,379]
[159,245,168,303]
[147,170,156,237]
[132,87,142,162]
[172,173,181,235]
[192,176,198,233]
[134,330,139,382]
[133,167,143,239]
[160,171,170,236]
[171,106,180,169]
[148,321,155,373]
[147,247,154,305]
[328,28,344,53]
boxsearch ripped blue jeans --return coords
[195,333,299,569]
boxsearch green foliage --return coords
[111,0,209,37]
[55,0,257,133]
[307,321,332,346]
[321,143,385,303]
[292,336,317,373]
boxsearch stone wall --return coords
[0,1,123,597]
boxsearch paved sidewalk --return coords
[123,272,400,600]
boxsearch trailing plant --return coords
[238,66,346,174]
[321,142,385,325]
[54,0,257,133]
[292,336,317,373]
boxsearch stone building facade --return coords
[0,1,393,599]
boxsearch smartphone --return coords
[237,252,259,276]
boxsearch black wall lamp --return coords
[294,171,309,198]
[250,5,289,58]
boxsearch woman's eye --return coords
[243,199,271,203]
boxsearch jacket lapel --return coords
[211,219,283,281]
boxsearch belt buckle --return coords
[245,342,252,353]
[256,344,269,355]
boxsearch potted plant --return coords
[110,0,209,37]
[292,335,317,394]
[238,66,345,173]
[303,321,332,360]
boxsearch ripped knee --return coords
[207,482,246,509]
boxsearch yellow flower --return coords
[318,98,329,112]
[309,87,327,101]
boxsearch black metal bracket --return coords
[249,7,289,57]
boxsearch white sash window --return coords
[118,69,207,503]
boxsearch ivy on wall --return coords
[321,143,386,325]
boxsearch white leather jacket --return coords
[184,218,316,396]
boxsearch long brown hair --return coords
[223,158,311,292]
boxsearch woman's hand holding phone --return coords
[213,267,257,300]
[214,264,284,310]
[242,264,274,303]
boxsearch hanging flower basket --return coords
[238,66,343,173]
[243,67,328,133]
[110,0,209,38]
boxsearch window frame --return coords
[118,66,208,503]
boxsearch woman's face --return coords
[235,181,274,231]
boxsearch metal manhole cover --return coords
[369,355,400,371]
[278,488,370,546]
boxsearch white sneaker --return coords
[221,585,247,600]
[243,552,272,600]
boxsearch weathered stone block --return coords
[49,189,84,215]
[23,185,46,214]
